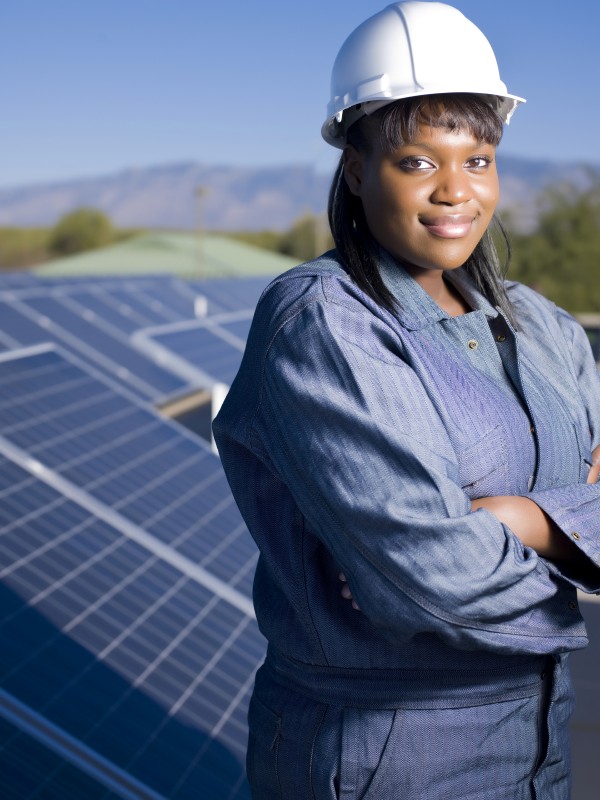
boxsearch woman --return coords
[214,3,600,798]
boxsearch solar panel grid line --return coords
[0,490,256,796]
[139,477,231,543]
[131,597,223,693]
[4,490,246,640]
[0,343,220,463]
[168,616,252,719]
[4,552,258,768]
[72,608,260,789]
[96,573,191,663]
[198,322,246,353]
[0,506,99,582]
[218,549,259,593]
[0,689,168,800]
[57,292,156,336]
[56,292,168,349]
[132,307,254,342]
[0,347,262,796]
[4,562,185,711]
[122,289,188,325]
[163,278,206,304]
[203,309,257,325]
[195,517,246,570]
[37,536,134,622]
[30,296,190,398]
[28,405,140,457]
[0,717,124,800]
[78,610,221,717]
[62,428,184,488]
[96,452,219,520]
[85,288,167,328]
[0,499,103,581]
[185,277,270,317]
[2,280,144,301]
[0,344,169,426]
[130,331,220,389]
[64,551,201,640]
[121,690,244,798]
[0,472,62,527]
[90,291,187,331]
[0,328,21,349]
[7,276,188,301]
[0,434,256,618]
[35,415,164,471]
[1,299,162,400]
[209,667,257,741]
[2,387,117,439]
[162,688,251,800]
[135,314,254,388]
[0,364,92,408]
[114,284,194,321]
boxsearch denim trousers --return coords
[246,653,574,800]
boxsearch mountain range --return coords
[0,156,597,233]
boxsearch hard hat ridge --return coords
[322,1,525,148]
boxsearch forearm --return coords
[472,446,600,564]
[471,495,584,564]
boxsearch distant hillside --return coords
[0,157,597,233]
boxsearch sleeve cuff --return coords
[526,483,600,593]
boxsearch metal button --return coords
[568,600,578,610]
[468,339,478,350]
[530,426,535,435]
[496,334,506,342]
[572,532,581,541]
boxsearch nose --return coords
[430,166,471,205]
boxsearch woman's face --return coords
[343,123,499,274]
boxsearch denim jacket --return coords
[213,250,600,704]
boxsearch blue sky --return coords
[2,0,599,188]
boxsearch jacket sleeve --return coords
[525,306,600,591]
[248,298,594,654]
[554,305,600,448]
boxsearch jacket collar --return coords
[377,248,500,331]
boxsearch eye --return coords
[398,157,435,172]
[466,155,493,169]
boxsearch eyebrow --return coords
[401,138,492,150]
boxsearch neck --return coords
[403,263,470,316]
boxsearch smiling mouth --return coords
[420,215,475,239]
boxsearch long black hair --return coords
[327,93,516,325]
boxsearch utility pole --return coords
[195,186,208,279]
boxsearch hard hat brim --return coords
[321,91,526,149]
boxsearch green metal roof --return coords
[34,231,300,278]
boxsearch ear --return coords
[343,145,364,197]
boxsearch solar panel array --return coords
[0,271,274,798]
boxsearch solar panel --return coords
[0,276,213,403]
[0,345,263,798]
[132,311,253,389]
[186,277,270,316]
[0,713,124,800]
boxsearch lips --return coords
[420,215,475,238]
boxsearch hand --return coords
[338,572,360,610]
[587,445,600,484]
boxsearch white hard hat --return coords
[322,1,525,148]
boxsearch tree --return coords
[48,208,114,256]
[278,213,333,261]
[508,182,600,312]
